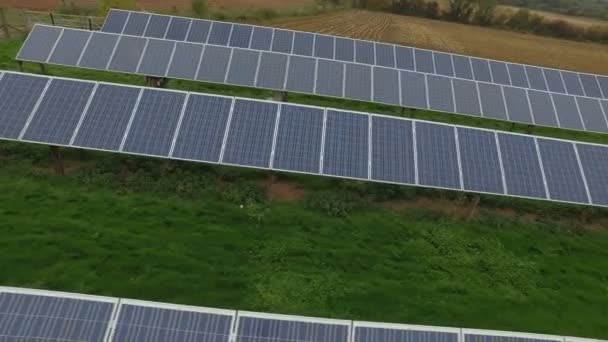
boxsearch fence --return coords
[0,8,105,39]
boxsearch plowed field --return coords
[273,10,608,75]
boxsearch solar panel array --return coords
[100,9,608,101]
[16,24,608,135]
[1,287,604,342]
[0,70,607,207]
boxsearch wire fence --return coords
[0,8,104,39]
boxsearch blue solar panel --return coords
[222,100,278,168]
[143,14,170,39]
[315,59,344,97]
[293,32,314,56]
[229,24,253,48]
[107,35,147,73]
[0,292,114,342]
[314,35,334,59]
[356,326,458,342]
[208,22,232,46]
[576,143,608,206]
[272,29,293,54]
[322,110,369,179]
[335,38,354,62]
[552,93,584,130]
[453,55,473,80]
[72,84,140,151]
[395,46,415,71]
[457,128,504,193]
[543,68,566,94]
[497,133,546,198]
[17,25,61,62]
[166,42,204,80]
[114,303,233,342]
[414,49,434,73]
[122,89,186,156]
[478,83,507,120]
[48,29,91,66]
[528,90,558,127]
[576,97,608,133]
[371,116,415,184]
[508,63,529,88]
[452,79,481,116]
[250,27,273,51]
[400,71,427,109]
[471,58,491,82]
[137,39,175,77]
[78,32,119,69]
[489,61,510,85]
[122,12,150,36]
[345,64,372,102]
[172,95,232,162]
[597,76,608,99]
[375,43,395,68]
[226,49,259,87]
[427,75,455,113]
[196,45,231,83]
[373,67,400,106]
[256,52,288,90]
[465,333,559,342]
[186,19,211,43]
[0,73,49,140]
[101,9,129,34]
[416,122,460,189]
[503,86,533,124]
[561,71,585,96]
[285,56,316,93]
[237,316,349,342]
[165,17,191,41]
[355,40,374,65]
[22,79,95,145]
[579,74,603,99]
[537,139,589,203]
[525,66,548,91]
[433,52,454,77]
[272,105,324,173]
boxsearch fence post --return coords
[0,8,10,39]
[49,12,55,26]
[88,17,92,30]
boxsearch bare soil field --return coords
[498,5,608,29]
[272,9,608,74]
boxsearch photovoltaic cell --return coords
[497,133,546,198]
[537,139,589,203]
[466,334,558,342]
[322,110,369,179]
[400,71,427,109]
[122,89,186,156]
[453,79,481,116]
[237,316,349,342]
[314,35,334,59]
[335,38,354,62]
[143,15,170,39]
[17,25,61,62]
[272,29,293,54]
[579,74,603,99]
[395,46,415,71]
[508,63,529,88]
[576,97,608,133]
[433,52,454,77]
[371,116,415,184]
[355,326,457,342]
[471,58,491,82]
[285,56,316,93]
[416,122,460,189]
[414,49,434,73]
[78,32,119,69]
[222,100,277,167]
[166,42,204,80]
[552,93,584,130]
[345,63,372,102]
[355,40,375,65]
[0,73,49,139]
[114,304,233,342]
[122,12,150,36]
[107,35,147,73]
[72,84,140,151]
[315,59,344,97]
[196,45,231,83]
[478,82,507,120]
[48,29,91,66]
[171,95,232,162]
[186,19,211,43]
[453,55,473,80]
[503,86,533,124]
[229,24,253,48]
[165,17,191,41]
[489,61,510,85]
[528,90,558,127]
[137,39,175,77]
[256,52,288,90]
[22,79,95,145]
[250,27,273,51]
[577,144,608,205]
[293,32,314,56]
[375,43,395,68]
[543,68,566,93]
[373,67,400,106]
[272,104,324,173]
[457,128,504,193]
[525,66,548,91]
[101,9,128,34]
[0,292,114,342]
[226,49,259,86]
[427,75,455,113]
[597,76,608,98]
[561,71,585,96]
[207,22,232,46]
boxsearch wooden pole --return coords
[39,63,46,74]
[467,194,480,221]
[0,8,10,39]
[49,12,55,26]
[88,17,92,30]
[49,146,65,176]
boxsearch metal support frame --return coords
[273,91,288,102]
[145,76,169,88]
[49,145,65,176]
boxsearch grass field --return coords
[1,34,608,340]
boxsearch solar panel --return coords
[561,71,585,96]
[250,26,273,51]
[395,46,415,71]
[314,34,334,59]
[123,12,150,36]
[138,39,175,77]
[101,9,128,33]
[2,71,607,208]
[345,63,372,101]
[17,25,62,62]
[0,288,116,342]
[166,42,204,80]
[464,331,563,342]
[316,59,344,97]
[376,43,395,68]
[471,58,492,82]
[528,90,558,127]
[355,40,375,65]
[196,45,231,82]
[373,67,400,106]
[48,29,91,66]
[335,37,355,62]
[489,61,510,85]
[354,322,459,342]
[286,55,316,93]
[575,97,608,132]
[229,24,253,48]
[208,22,232,46]
[256,52,288,90]
[293,32,314,56]
[453,79,481,116]
[478,83,507,120]
[427,75,455,113]
[453,55,473,80]
[78,32,119,69]
[186,19,211,43]
[272,29,293,54]
[542,68,566,94]
[113,300,234,342]
[414,49,434,73]
[503,86,533,124]
[551,93,584,130]
[508,63,529,88]
[108,35,147,73]
[143,14,170,39]
[226,49,259,86]
[166,17,191,41]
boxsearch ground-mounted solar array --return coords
[16,25,608,135]
[0,70,607,207]
[100,9,608,101]
[1,287,605,342]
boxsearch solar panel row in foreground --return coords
[0,286,603,342]
[0,70,607,207]
[101,9,608,101]
[17,25,608,135]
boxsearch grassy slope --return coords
[1,38,608,338]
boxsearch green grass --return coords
[1,37,608,339]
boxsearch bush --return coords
[220,181,265,205]
[192,0,209,18]
[306,190,367,217]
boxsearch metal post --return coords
[39,63,46,74]
[49,146,65,176]
[273,91,288,102]
[0,8,10,39]
[17,61,23,72]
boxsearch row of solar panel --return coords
[100,9,608,100]
[0,287,600,342]
[0,71,607,207]
[18,25,608,135]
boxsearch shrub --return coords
[306,190,367,217]
[220,181,265,205]
[191,0,209,18]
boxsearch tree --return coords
[474,0,497,26]
[448,0,476,23]
[97,0,136,15]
